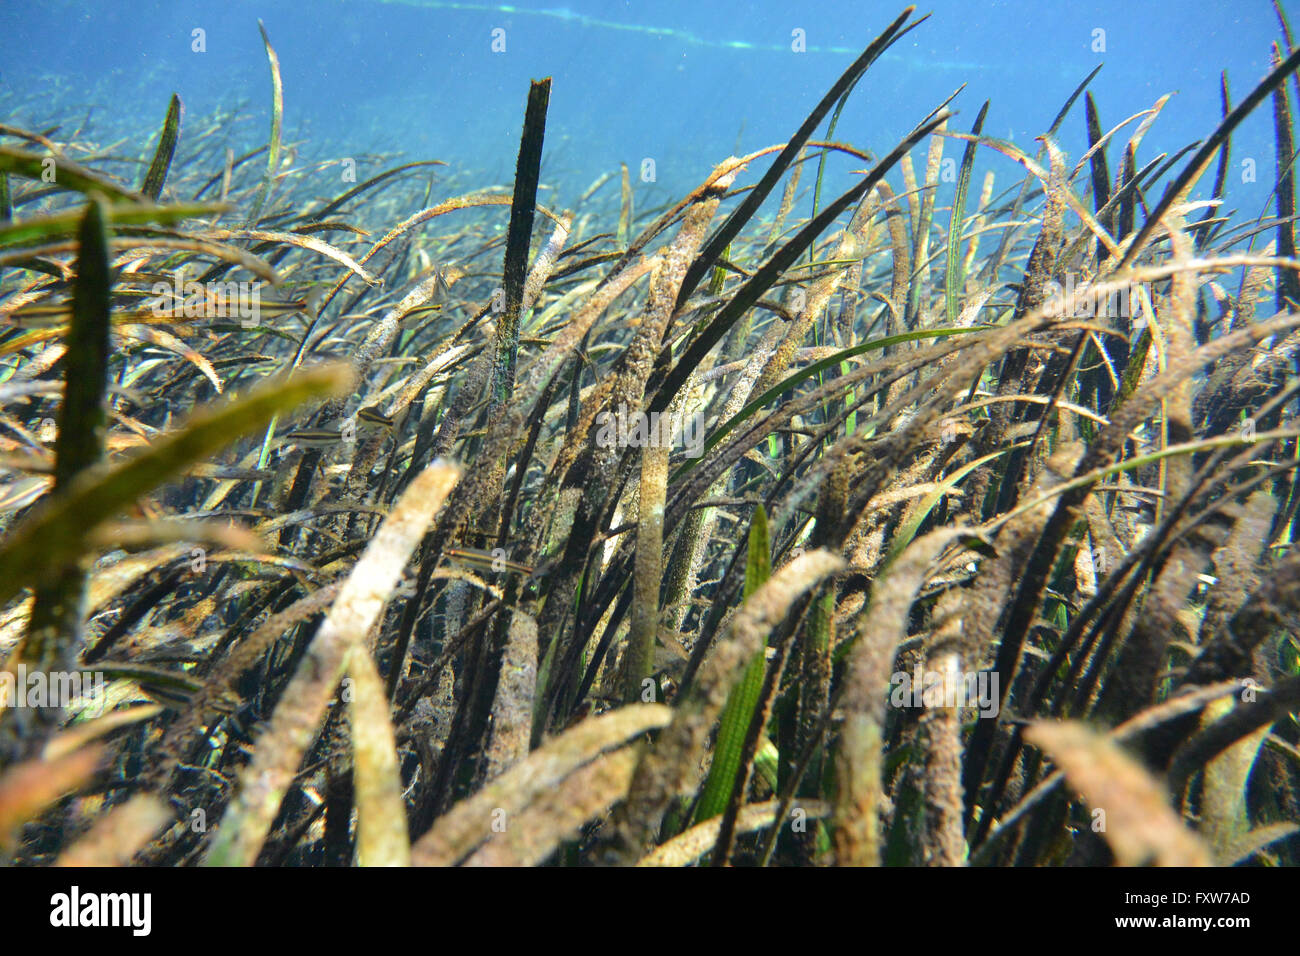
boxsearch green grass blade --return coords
[693,505,771,823]
[140,93,183,201]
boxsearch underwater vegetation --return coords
[2,4,1300,869]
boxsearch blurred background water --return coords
[0,1,1290,214]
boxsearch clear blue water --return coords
[0,1,1291,210]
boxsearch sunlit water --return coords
[0,1,1289,217]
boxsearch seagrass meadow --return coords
[1,4,1299,869]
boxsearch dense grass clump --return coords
[1,6,1299,867]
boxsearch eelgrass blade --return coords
[808,69,882,268]
[490,77,550,420]
[692,504,771,823]
[1047,63,1104,140]
[945,101,988,324]
[640,799,831,866]
[294,160,447,225]
[348,643,410,866]
[1199,695,1269,861]
[482,611,539,778]
[834,528,981,866]
[53,196,113,489]
[1084,92,1111,216]
[1224,823,1300,866]
[617,161,632,247]
[621,432,670,703]
[1192,73,1232,249]
[1275,0,1300,102]
[246,20,283,226]
[140,93,183,201]
[1115,141,1137,252]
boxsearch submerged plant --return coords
[1,5,1299,869]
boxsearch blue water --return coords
[0,1,1292,210]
